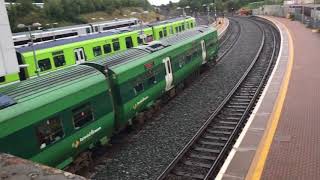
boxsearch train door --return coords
[163,57,173,91]
[201,40,207,64]
[74,48,86,64]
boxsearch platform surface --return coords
[261,18,320,180]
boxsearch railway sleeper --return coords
[206,129,232,135]
[220,111,244,117]
[182,159,212,169]
[198,140,225,147]
[209,125,235,131]
[216,115,240,122]
[226,104,247,109]
[217,120,238,125]
[188,152,217,161]
[172,168,205,179]
[202,134,228,142]
[193,146,221,154]
[227,101,250,106]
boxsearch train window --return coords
[95,26,99,32]
[186,54,192,63]
[125,37,133,49]
[191,23,194,28]
[93,46,102,57]
[148,76,156,85]
[74,52,79,61]
[146,35,153,42]
[53,55,66,67]
[163,28,167,37]
[72,104,94,129]
[159,31,163,38]
[182,24,185,31]
[179,26,182,32]
[175,27,179,33]
[86,28,91,34]
[112,39,120,51]
[0,76,5,83]
[134,83,144,94]
[170,26,173,34]
[38,59,52,72]
[103,44,112,54]
[36,117,64,149]
[187,23,190,29]
[137,37,143,45]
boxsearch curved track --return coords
[157,17,280,180]
[217,19,241,62]
[93,17,269,180]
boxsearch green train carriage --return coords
[0,17,196,86]
[0,26,218,170]
[85,26,218,129]
[0,65,115,170]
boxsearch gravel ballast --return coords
[94,17,263,180]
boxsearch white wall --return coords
[0,0,19,76]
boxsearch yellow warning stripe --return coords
[245,18,295,180]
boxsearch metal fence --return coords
[252,4,320,29]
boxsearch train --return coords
[13,18,139,47]
[1,16,196,86]
[0,25,219,172]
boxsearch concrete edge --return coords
[0,153,87,180]
[217,18,230,39]
[215,16,292,180]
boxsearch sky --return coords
[148,0,180,6]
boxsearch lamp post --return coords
[202,4,210,24]
[131,11,149,44]
[185,6,190,16]
[210,2,217,21]
[17,23,42,77]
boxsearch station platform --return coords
[217,16,320,180]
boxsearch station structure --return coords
[217,16,320,180]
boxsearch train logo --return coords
[72,127,102,148]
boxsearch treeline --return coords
[6,0,151,32]
[44,0,151,21]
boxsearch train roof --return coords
[149,16,194,26]
[15,17,195,53]
[16,29,124,53]
[0,65,103,110]
[86,26,213,70]
[12,18,139,37]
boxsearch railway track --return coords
[157,17,280,180]
[217,19,241,62]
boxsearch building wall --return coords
[0,0,19,76]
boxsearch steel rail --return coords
[157,18,278,180]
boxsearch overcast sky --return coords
[148,0,180,6]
